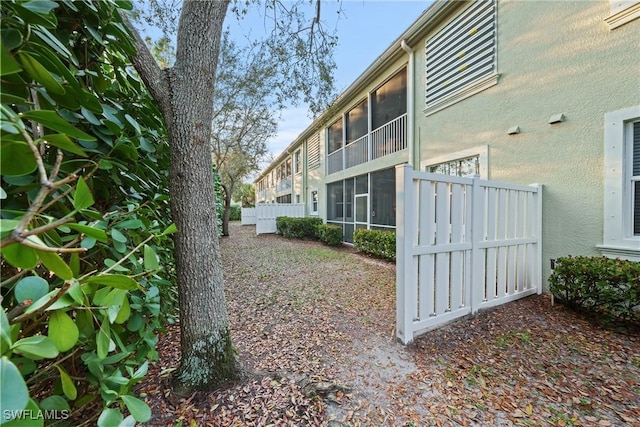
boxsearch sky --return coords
[225,0,433,157]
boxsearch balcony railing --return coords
[326,113,407,175]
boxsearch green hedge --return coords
[229,205,241,221]
[317,224,343,246]
[549,256,640,322]
[353,229,396,260]
[276,216,322,239]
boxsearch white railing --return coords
[395,165,542,344]
[255,203,305,234]
[371,114,407,160]
[326,114,408,175]
[345,134,369,169]
[327,148,343,175]
[241,207,256,225]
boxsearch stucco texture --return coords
[413,0,640,286]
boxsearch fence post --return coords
[470,175,484,314]
[396,164,415,344]
[531,184,543,294]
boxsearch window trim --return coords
[597,105,640,261]
[605,1,640,29]
[420,145,489,179]
[294,149,302,175]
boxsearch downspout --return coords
[401,39,415,169]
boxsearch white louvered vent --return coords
[426,0,497,107]
[307,132,320,169]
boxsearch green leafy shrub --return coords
[229,205,241,221]
[276,216,322,239]
[353,229,396,261]
[1,0,174,424]
[549,256,640,322]
[317,224,343,246]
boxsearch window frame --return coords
[598,105,640,261]
[294,149,302,175]
[420,145,489,179]
[605,0,640,29]
[310,190,318,215]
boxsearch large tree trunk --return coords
[124,0,238,395]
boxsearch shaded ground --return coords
[139,222,640,426]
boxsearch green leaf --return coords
[1,243,38,270]
[0,141,38,176]
[36,134,87,157]
[20,0,59,14]
[48,311,79,352]
[119,415,136,427]
[114,219,142,230]
[85,274,138,290]
[1,311,12,355]
[20,110,96,141]
[81,107,102,125]
[14,276,49,304]
[1,44,22,76]
[96,319,110,359]
[0,219,21,234]
[114,297,131,324]
[1,29,24,50]
[98,408,123,427]
[39,395,70,412]
[73,177,94,210]
[12,336,59,360]
[143,245,159,271]
[120,395,151,422]
[124,114,141,135]
[110,228,127,243]
[0,359,29,423]
[67,223,108,242]
[17,51,65,95]
[36,250,73,280]
[56,365,77,400]
[161,223,178,236]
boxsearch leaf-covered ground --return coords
[139,223,640,426]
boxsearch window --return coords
[295,194,301,204]
[307,133,320,169]
[328,118,343,154]
[429,156,479,177]
[598,105,640,260]
[326,182,344,221]
[285,158,292,178]
[310,190,318,214]
[372,69,407,130]
[276,194,291,204]
[294,149,301,174]
[346,99,368,144]
[421,145,489,178]
[425,0,498,115]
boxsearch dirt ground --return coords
[139,222,640,426]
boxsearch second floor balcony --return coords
[327,113,407,175]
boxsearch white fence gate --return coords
[241,208,256,225]
[255,203,305,235]
[395,164,542,344]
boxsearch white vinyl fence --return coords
[395,164,542,344]
[241,207,256,225]
[255,203,305,234]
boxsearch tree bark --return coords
[124,0,238,395]
[221,184,231,237]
